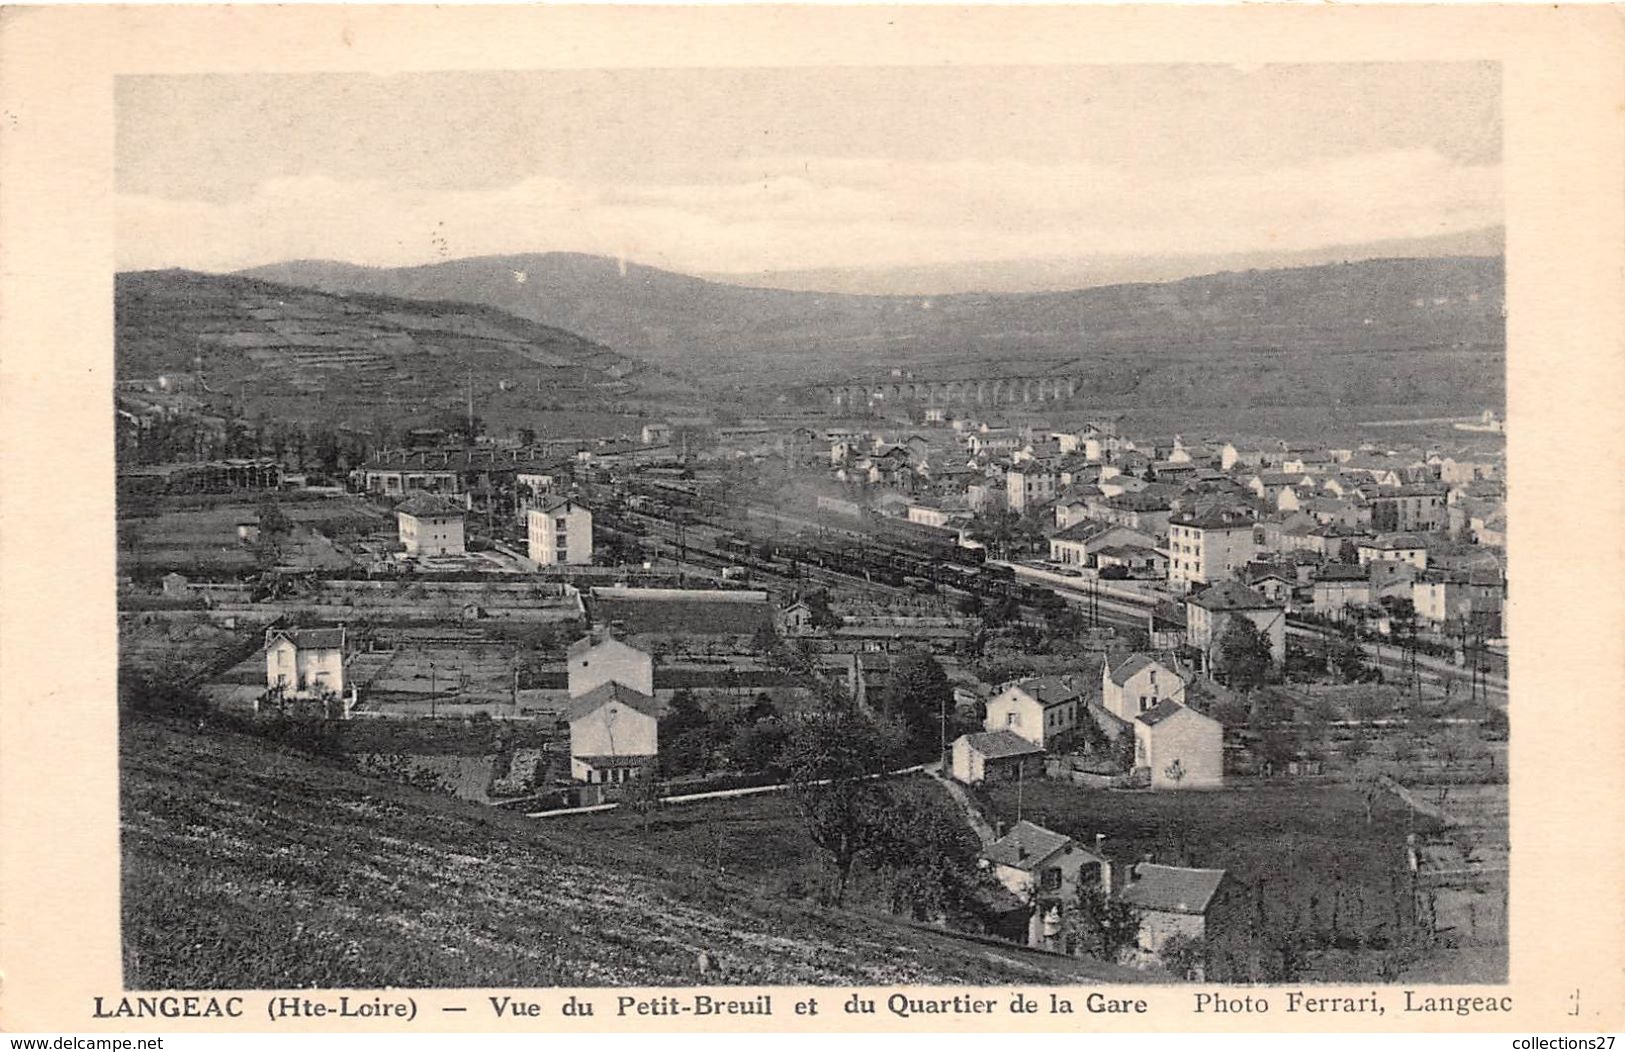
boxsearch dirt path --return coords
[924,762,996,846]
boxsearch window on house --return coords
[1041,868,1062,891]
[1006,712,1018,728]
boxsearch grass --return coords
[121,715,1131,989]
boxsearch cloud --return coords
[117,149,1500,276]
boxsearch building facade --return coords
[1167,508,1256,593]
[528,497,594,566]
[395,494,466,556]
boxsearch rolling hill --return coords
[116,270,699,435]
[240,253,1506,411]
[120,714,1134,988]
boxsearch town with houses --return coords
[119,363,1509,987]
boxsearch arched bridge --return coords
[812,374,1081,408]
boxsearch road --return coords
[525,763,929,819]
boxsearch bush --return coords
[121,669,208,720]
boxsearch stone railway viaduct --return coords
[812,374,1081,409]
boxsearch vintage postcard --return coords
[0,3,1621,1038]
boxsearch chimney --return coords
[995,820,1007,839]
[1095,833,1105,855]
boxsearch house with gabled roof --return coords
[949,730,1045,785]
[985,675,1086,749]
[980,820,1111,951]
[1100,652,1187,722]
[263,626,352,715]
[566,630,654,699]
[1117,861,1240,979]
[564,681,661,784]
[1048,520,1158,568]
[1134,700,1222,790]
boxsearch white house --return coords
[566,631,654,698]
[984,675,1085,749]
[1048,521,1158,567]
[1185,581,1288,670]
[263,626,351,713]
[980,821,1111,951]
[528,496,594,566]
[1006,467,1056,514]
[1100,652,1186,722]
[949,730,1045,785]
[1134,700,1223,790]
[1357,533,1429,571]
[396,494,466,556]
[564,681,661,784]
[1166,507,1256,593]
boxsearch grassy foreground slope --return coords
[121,716,1127,989]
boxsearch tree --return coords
[750,621,780,657]
[1331,639,1371,683]
[1337,538,1360,564]
[1213,617,1273,695]
[780,707,900,906]
[657,690,716,777]
[1065,882,1141,962]
[882,649,952,756]
[1159,934,1206,980]
[867,789,985,921]
[802,590,842,630]
[729,719,792,774]
[1351,756,1395,825]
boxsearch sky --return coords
[115,63,1502,290]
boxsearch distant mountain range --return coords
[701,227,1506,296]
[239,252,1506,412]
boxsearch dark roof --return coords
[1315,564,1370,582]
[1118,864,1228,915]
[574,753,657,767]
[267,627,345,651]
[1107,652,1175,687]
[1105,492,1172,511]
[566,631,642,659]
[1135,698,1209,727]
[395,494,465,519]
[563,681,663,723]
[959,730,1044,761]
[1187,581,1280,612]
[535,495,588,514]
[1363,532,1427,550]
[1169,507,1255,530]
[982,821,1094,871]
[1004,675,1086,707]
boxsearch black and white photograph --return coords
[107,59,1517,993]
